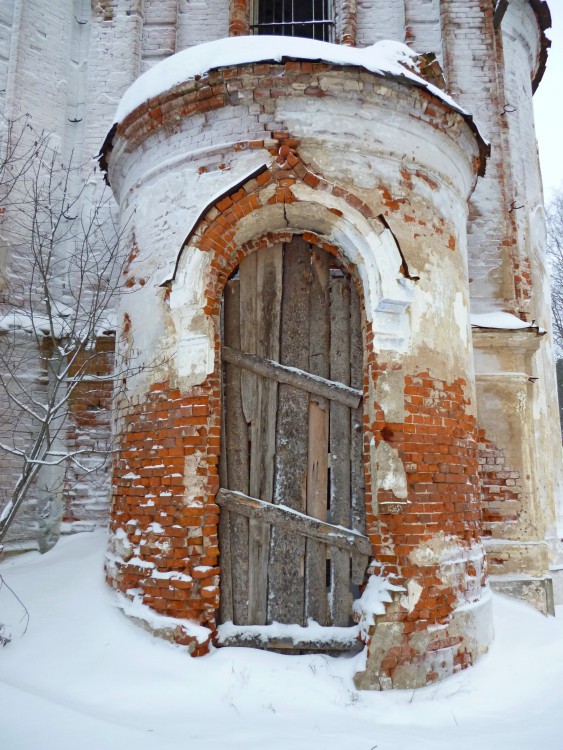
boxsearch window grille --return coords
[251,1,335,42]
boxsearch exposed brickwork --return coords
[361,369,485,686]
[368,371,483,595]
[337,0,358,45]
[108,59,486,177]
[182,145,397,289]
[477,430,522,536]
[63,335,116,532]
[229,0,250,36]
[108,379,220,653]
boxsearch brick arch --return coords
[167,159,413,626]
[172,146,415,353]
[205,229,365,320]
[175,143,388,266]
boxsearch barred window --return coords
[251,1,335,42]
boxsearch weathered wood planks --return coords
[329,272,352,626]
[221,348,361,408]
[269,238,310,623]
[222,278,248,623]
[216,625,363,653]
[245,245,282,624]
[216,489,372,556]
[305,247,330,625]
[218,238,368,642]
[350,281,367,589]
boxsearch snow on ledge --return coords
[470,311,545,333]
[114,36,470,125]
[217,619,360,645]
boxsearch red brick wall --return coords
[109,381,220,652]
[228,0,250,36]
[368,371,483,603]
[63,335,116,531]
[361,367,484,685]
[110,60,484,173]
[477,430,523,537]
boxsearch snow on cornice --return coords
[113,36,473,126]
[471,311,546,334]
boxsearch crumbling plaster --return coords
[107,66,481,402]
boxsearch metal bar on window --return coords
[250,0,335,41]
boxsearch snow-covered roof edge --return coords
[113,38,468,124]
[100,37,489,177]
[470,311,546,335]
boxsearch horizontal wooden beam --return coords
[217,488,372,556]
[216,627,363,653]
[222,346,362,409]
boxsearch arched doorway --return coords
[217,236,369,651]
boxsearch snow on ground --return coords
[1,530,563,750]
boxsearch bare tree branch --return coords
[0,116,134,549]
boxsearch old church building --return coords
[1,0,562,689]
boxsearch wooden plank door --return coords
[218,237,368,652]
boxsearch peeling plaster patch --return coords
[353,574,404,638]
[290,183,414,345]
[516,390,527,419]
[170,248,214,386]
[409,285,436,341]
[108,527,133,562]
[374,369,405,423]
[233,202,287,245]
[177,333,214,384]
[454,292,468,349]
[184,454,206,504]
[409,532,476,566]
[125,152,271,285]
[407,253,473,380]
[400,579,423,613]
[284,200,340,236]
[372,439,408,501]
